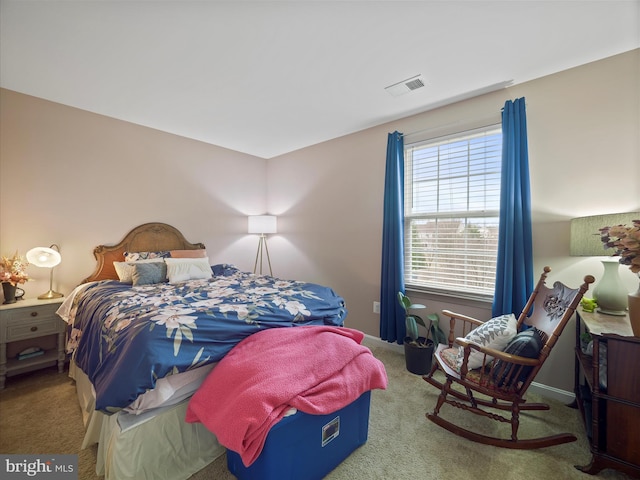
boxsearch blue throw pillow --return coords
[492,328,544,387]
[132,262,167,286]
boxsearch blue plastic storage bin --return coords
[227,390,371,480]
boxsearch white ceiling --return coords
[1,1,639,159]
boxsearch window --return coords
[404,126,502,298]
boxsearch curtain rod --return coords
[397,81,518,140]
[397,80,513,139]
[400,115,501,140]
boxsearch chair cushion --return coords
[492,328,544,387]
[457,314,518,369]
[437,346,496,389]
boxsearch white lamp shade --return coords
[248,215,277,234]
[27,246,62,268]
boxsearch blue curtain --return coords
[380,131,406,343]
[493,98,534,317]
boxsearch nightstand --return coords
[0,297,66,389]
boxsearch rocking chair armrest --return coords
[454,337,490,357]
[454,339,541,370]
[454,337,476,349]
[454,338,493,371]
[485,348,541,367]
[442,310,485,346]
[455,337,496,353]
[441,310,484,326]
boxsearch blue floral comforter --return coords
[65,264,347,412]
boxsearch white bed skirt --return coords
[70,361,225,480]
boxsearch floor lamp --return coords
[248,215,277,276]
[570,212,637,315]
[26,244,64,299]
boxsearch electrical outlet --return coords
[373,301,380,314]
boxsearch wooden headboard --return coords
[82,222,206,283]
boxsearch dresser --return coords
[0,297,66,389]
[574,309,640,477]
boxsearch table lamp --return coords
[570,212,637,315]
[26,244,63,300]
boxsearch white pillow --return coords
[165,257,212,284]
[457,313,518,370]
[113,259,165,284]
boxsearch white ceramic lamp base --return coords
[593,259,628,316]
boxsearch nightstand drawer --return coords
[0,303,62,342]
[5,317,61,342]
[1,304,59,322]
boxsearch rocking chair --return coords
[423,266,594,449]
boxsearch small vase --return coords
[2,282,17,304]
[628,275,640,337]
[593,259,628,316]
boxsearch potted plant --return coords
[1,251,29,304]
[398,292,446,375]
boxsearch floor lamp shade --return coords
[248,215,277,234]
[26,245,64,300]
[570,212,638,315]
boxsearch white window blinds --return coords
[404,126,502,296]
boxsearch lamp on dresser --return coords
[570,212,638,316]
[26,244,64,300]
[248,215,277,276]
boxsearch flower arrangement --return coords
[0,252,30,285]
[600,219,640,274]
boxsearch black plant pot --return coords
[403,336,435,375]
[2,282,17,304]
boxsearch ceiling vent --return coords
[385,75,425,97]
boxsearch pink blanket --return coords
[185,325,388,466]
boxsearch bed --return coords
[59,222,348,480]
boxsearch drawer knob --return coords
[31,311,38,317]
[31,326,38,332]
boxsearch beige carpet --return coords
[0,343,633,480]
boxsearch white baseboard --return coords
[529,381,575,404]
[363,334,575,404]
[363,334,405,354]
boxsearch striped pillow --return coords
[492,328,544,387]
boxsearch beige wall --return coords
[1,49,638,393]
[268,49,640,392]
[0,90,268,294]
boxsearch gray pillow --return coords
[132,262,167,286]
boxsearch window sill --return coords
[405,285,493,309]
